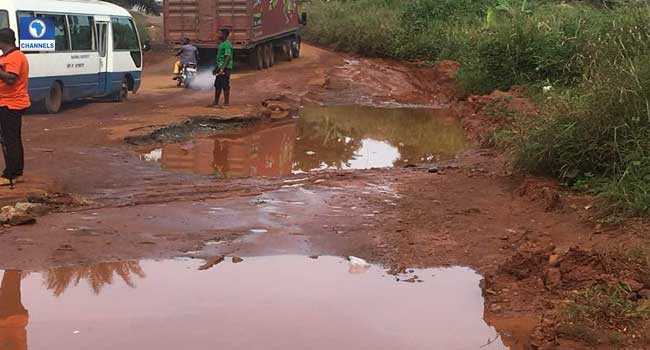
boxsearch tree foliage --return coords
[106,0,161,14]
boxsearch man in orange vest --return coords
[0,28,30,187]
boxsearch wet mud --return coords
[125,115,257,146]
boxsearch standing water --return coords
[0,256,513,350]
[140,105,465,178]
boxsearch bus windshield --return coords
[111,17,139,51]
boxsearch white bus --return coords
[0,0,143,113]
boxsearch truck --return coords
[163,0,307,70]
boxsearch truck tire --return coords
[269,43,275,66]
[263,44,272,68]
[291,38,300,59]
[282,41,292,62]
[255,46,264,70]
[248,51,257,69]
[45,82,63,114]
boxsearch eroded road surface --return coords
[0,45,610,349]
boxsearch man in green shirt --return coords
[212,29,233,107]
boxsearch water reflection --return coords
[0,262,144,350]
[153,120,296,178]
[140,105,466,178]
[43,261,145,296]
[3,257,522,350]
[295,105,465,171]
[0,271,28,350]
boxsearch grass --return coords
[566,284,650,329]
[304,0,650,216]
[561,282,650,345]
[558,245,650,345]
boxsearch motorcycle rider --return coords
[173,37,199,81]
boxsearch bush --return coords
[400,0,494,30]
[474,20,581,91]
[302,0,400,57]
[513,36,650,215]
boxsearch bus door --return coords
[95,17,110,95]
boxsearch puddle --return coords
[139,105,466,178]
[0,256,515,349]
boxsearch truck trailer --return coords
[164,0,306,70]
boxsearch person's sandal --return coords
[0,176,22,189]
[0,177,14,189]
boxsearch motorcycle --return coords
[177,63,198,88]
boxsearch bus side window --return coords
[96,23,107,57]
[52,15,70,51]
[68,15,94,51]
[0,11,9,29]
[35,14,70,51]
[16,11,33,50]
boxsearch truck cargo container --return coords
[164,0,306,70]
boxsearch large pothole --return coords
[3,256,520,349]
[137,105,466,179]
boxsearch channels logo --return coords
[28,19,46,39]
[19,17,55,51]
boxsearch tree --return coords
[106,0,161,15]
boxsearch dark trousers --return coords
[0,107,24,180]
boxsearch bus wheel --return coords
[255,46,264,70]
[45,82,63,114]
[114,77,129,102]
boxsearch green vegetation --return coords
[561,280,650,344]
[566,283,650,328]
[130,12,151,43]
[555,245,650,345]
[304,0,650,216]
[107,0,160,14]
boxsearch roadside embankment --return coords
[305,0,650,217]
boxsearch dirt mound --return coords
[499,245,645,292]
[467,88,538,116]
[317,56,462,106]
[499,242,553,281]
[461,88,538,146]
[259,95,300,120]
[429,60,461,101]
[517,178,564,212]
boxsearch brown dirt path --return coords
[3,45,338,206]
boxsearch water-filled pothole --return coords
[1,256,513,349]
[139,105,465,178]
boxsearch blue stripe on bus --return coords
[28,71,142,102]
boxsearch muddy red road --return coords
[0,44,643,349]
[2,44,453,269]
